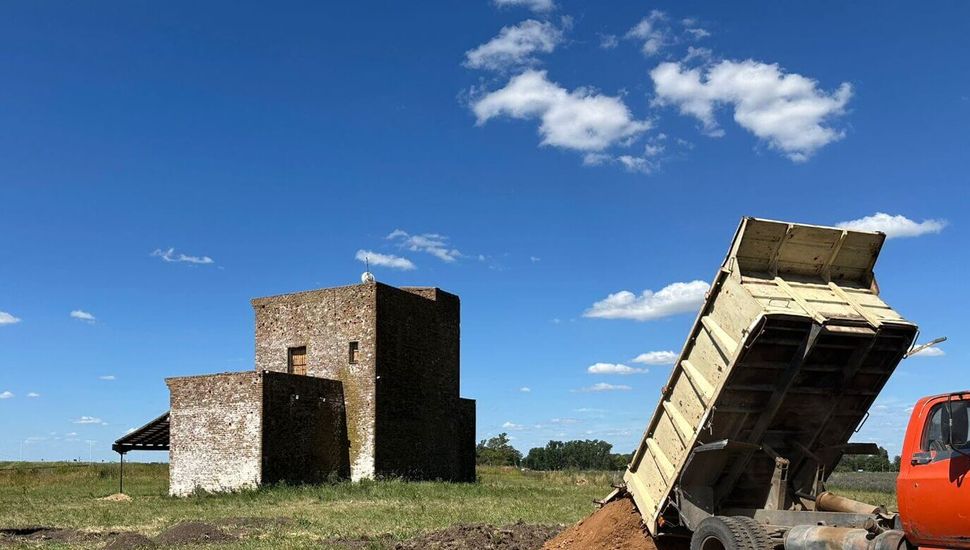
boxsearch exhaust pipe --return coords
[784,525,906,550]
[815,492,886,515]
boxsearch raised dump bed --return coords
[624,218,918,535]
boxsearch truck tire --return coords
[733,516,772,550]
[690,516,771,550]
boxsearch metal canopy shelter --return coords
[111,411,170,493]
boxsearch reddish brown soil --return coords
[542,497,657,550]
[394,522,563,549]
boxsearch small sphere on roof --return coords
[361,271,376,284]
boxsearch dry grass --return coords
[0,462,896,548]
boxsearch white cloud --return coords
[910,346,945,358]
[70,310,96,323]
[626,10,668,56]
[73,416,103,424]
[99,375,116,381]
[599,34,619,49]
[473,70,650,153]
[585,280,709,321]
[66,432,77,437]
[835,213,947,239]
[519,387,532,392]
[27,392,40,398]
[386,230,462,262]
[651,59,852,161]
[0,391,13,399]
[502,421,527,430]
[355,249,416,271]
[465,20,563,72]
[632,350,679,365]
[0,311,22,325]
[151,247,215,265]
[530,256,541,263]
[493,0,555,13]
[575,382,633,393]
[587,362,646,375]
[685,27,710,39]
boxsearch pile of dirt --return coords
[154,522,234,546]
[543,497,657,550]
[103,532,156,550]
[395,522,563,550]
[0,526,103,545]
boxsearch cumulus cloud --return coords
[355,249,416,271]
[0,311,22,325]
[473,70,650,153]
[151,247,215,265]
[575,382,632,392]
[626,10,668,56]
[519,387,532,392]
[836,213,947,239]
[465,20,564,72]
[493,0,555,13]
[585,280,709,321]
[73,416,103,424]
[632,351,678,365]
[0,391,13,399]
[27,392,40,398]
[386,230,462,262]
[587,362,647,375]
[599,34,619,49]
[651,59,852,161]
[909,346,945,358]
[70,310,96,323]
[502,421,527,430]
[98,375,116,381]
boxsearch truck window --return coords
[922,401,970,451]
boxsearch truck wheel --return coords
[691,516,770,550]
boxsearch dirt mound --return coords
[155,522,234,545]
[0,526,102,545]
[395,522,562,550]
[543,497,656,550]
[104,532,156,550]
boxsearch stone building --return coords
[155,279,475,496]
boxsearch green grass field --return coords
[0,463,897,549]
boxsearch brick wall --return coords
[167,372,263,497]
[252,284,377,481]
[261,371,351,484]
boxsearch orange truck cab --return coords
[897,392,970,549]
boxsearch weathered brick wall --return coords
[374,285,465,480]
[167,372,263,496]
[261,371,351,484]
[252,284,377,481]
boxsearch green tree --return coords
[834,446,898,472]
[523,439,628,470]
[476,433,523,466]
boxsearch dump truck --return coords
[614,217,968,550]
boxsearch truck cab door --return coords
[898,396,970,548]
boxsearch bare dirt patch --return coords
[154,521,234,545]
[394,522,563,549]
[104,532,156,550]
[0,526,105,545]
[97,493,133,502]
[543,497,657,550]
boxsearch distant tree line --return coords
[834,446,900,472]
[475,434,632,470]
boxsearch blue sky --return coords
[0,1,967,462]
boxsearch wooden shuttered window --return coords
[288,346,307,376]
